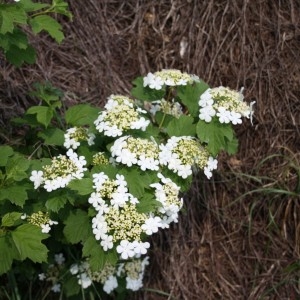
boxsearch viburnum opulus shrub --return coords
[0,69,254,298]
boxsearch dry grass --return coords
[1,0,300,299]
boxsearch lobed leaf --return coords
[26,106,54,128]
[177,81,209,117]
[63,209,92,244]
[68,178,94,196]
[0,5,27,34]
[11,224,49,263]
[1,212,23,227]
[166,115,196,137]
[82,236,106,271]
[0,145,14,166]
[5,44,36,67]
[38,128,65,146]
[65,104,100,126]
[0,184,29,207]
[0,233,19,275]
[196,118,234,156]
[29,15,64,43]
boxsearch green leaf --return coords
[225,135,239,155]
[0,5,27,34]
[2,212,23,227]
[177,81,209,117]
[38,128,64,145]
[119,169,145,198]
[29,15,64,43]
[63,276,80,297]
[65,104,100,126]
[29,82,63,106]
[11,224,49,263]
[68,178,93,195]
[52,0,73,19]
[131,77,165,101]
[26,106,54,128]
[196,119,234,156]
[136,192,161,214]
[82,236,106,271]
[45,196,68,213]
[21,0,50,12]
[0,233,19,275]
[0,145,14,166]
[0,184,29,207]
[5,44,36,67]
[6,153,30,181]
[166,115,196,137]
[63,209,92,244]
[0,28,28,50]
[154,111,175,129]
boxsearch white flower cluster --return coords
[64,126,95,149]
[94,94,150,137]
[38,253,65,293]
[150,173,183,227]
[148,98,183,118]
[30,149,87,192]
[70,261,93,289]
[70,257,149,294]
[199,86,255,124]
[110,136,160,171]
[143,69,195,90]
[89,172,150,259]
[26,211,58,233]
[159,136,217,179]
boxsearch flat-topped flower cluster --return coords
[28,69,253,296]
[199,86,255,124]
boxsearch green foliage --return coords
[65,104,101,126]
[177,81,209,117]
[0,68,251,298]
[166,115,196,137]
[63,209,92,244]
[0,0,72,67]
[131,77,165,101]
[196,118,236,156]
[11,224,49,263]
[29,15,64,43]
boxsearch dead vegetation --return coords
[1,0,300,299]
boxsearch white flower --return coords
[115,148,137,166]
[103,275,118,294]
[100,235,114,251]
[54,253,65,265]
[143,72,155,87]
[70,264,79,275]
[116,240,135,259]
[198,89,212,107]
[141,216,162,235]
[230,111,242,125]
[207,157,218,170]
[38,273,46,281]
[51,283,61,293]
[78,272,92,289]
[132,241,150,255]
[126,277,143,291]
[150,77,164,90]
[29,170,44,189]
[216,107,231,123]
[41,223,51,233]
[130,117,150,131]
[199,106,216,122]
[204,167,213,179]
